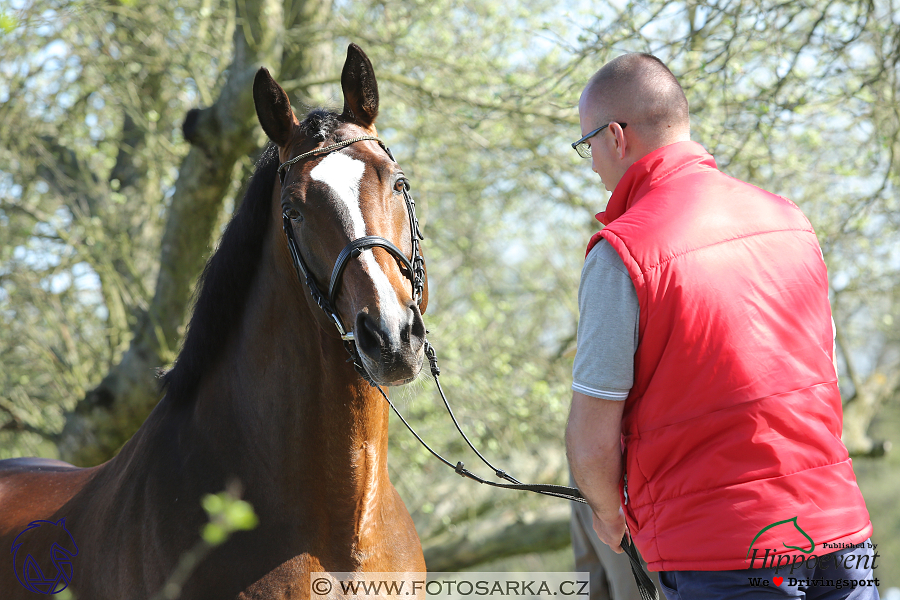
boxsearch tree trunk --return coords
[58,0,332,466]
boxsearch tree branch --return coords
[57,0,292,466]
[0,403,61,443]
[376,72,578,127]
[832,295,862,404]
[423,502,571,571]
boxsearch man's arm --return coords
[565,390,627,553]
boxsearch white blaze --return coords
[310,152,405,341]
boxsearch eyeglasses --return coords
[571,122,627,158]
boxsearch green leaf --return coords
[0,12,17,34]
[202,522,228,546]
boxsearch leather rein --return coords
[277,135,587,503]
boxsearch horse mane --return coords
[160,108,344,404]
[161,144,279,404]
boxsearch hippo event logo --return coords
[747,516,815,562]
[10,518,79,594]
[745,516,880,589]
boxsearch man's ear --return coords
[253,67,297,147]
[611,122,628,160]
[340,44,379,128]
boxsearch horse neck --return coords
[190,217,392,524]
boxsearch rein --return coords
[279,135,580,499]
[278,137,656,599]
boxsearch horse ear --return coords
[340,44,379,128]
[253,67,296,147]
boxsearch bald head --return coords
[581,53,690,148]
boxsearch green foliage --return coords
[201,491,259,545]
[0,0,236,456]
[147,488,259,600]
[0,10,17,34]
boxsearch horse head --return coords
[253,44,428,386]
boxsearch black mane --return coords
[161,144,279,404]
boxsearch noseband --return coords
[278,136,425,383]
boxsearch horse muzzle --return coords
[354,300,426,385]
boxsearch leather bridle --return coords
[278,135,425,383]
[278,133,589,498]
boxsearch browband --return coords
[276,135,386,174]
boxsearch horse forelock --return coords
[299,108,341,142]
[160,144,280,404]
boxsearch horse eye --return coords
[393,178,408,193]
[285,208,303,222]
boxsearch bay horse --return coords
[0,44,428,598]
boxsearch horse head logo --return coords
[747,516,815,558]
[10,518,79,595]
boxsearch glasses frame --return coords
[571,122,627,158]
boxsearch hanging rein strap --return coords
[372,343,586,502]
[372,345,657,599]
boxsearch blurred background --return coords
[1,0,898,587]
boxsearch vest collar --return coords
[595,141,717,226]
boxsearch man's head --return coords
[577,53,690,191]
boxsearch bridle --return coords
[278,135,425,383]
[277,134,578,495]
[277,136,657,599]
[278,134,589,501]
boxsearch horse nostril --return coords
[405,302,425,344]
[355,311,383,355]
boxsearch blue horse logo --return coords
[11,518,79,595]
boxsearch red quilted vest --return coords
[587,141,871,571]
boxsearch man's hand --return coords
[591,507,627,553]
[566,391,627,554]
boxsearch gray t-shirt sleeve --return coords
[572,239,640,401]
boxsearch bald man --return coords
[565,54,877,598]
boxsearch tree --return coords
[1,0,334,465]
